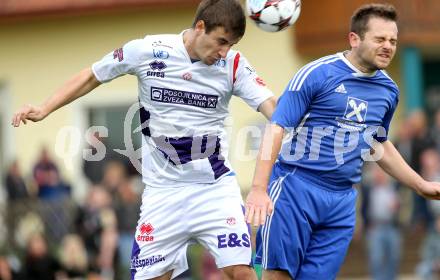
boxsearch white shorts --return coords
[130,175,252,280]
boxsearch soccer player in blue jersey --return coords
[245,3,440,280]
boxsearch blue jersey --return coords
[272,52,399,188]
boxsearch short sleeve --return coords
[374,91,399,142]
[271,69,321,129]
[231,53,274,111]
[92,39,144,83]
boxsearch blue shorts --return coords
[254,163,357,280]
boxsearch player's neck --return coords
[183,29,200,61]
[344,51,375,74]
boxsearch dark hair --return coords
[350,3,397,39]
[192,0,246,39]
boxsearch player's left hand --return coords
[417,181,440,199]
[245,187,273,226]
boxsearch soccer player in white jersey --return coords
[12,0,277,279]
[245,4,440,280]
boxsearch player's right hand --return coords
[245,187,273,226]
[11,104,47,127]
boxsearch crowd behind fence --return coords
[1,109,440,280]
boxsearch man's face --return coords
[193,23,240,65]
[352,17,398,71]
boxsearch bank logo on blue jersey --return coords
[153,49,169,59]
[344,97,368,123]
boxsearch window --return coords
[86,104,142,177]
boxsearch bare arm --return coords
[257,96,277,120]
[376,140,440,199]
[12,67,100,127]
[245,123,284,225]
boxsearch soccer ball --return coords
[246,0,301,32]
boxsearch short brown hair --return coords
[350,3,397,39]
[192,0,246,39]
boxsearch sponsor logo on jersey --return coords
[152,40,173,49]
[148,60,167,78]
[217,233,251,248]
[147,71,165,78]
[226,217,236,225]
[113,47,124,62]
[245,66,255,74]
[149,60,167,71]
[344,97,368,123]
[150,87,218,109]
[255,77,266,87]
[335,96,368,131]
[137,222,154,242]
[335,83,347,94]
[215,59,226,67]
[153,49,170,59]
[182,72,192,81]
[130,255,165,269]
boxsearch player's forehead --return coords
[365,17,398,39]
[207,26,241,44]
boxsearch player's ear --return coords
[348,32,361,49]
[194,20,206,34]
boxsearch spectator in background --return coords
[394,118,413,165]
[430,109,440,154]
[36,166,72,244]
[99,160,141,278]
[101,160,127,196]
[83,132,108,185]
[409,111,435,172]
[420,149,440,189]
[363,163,401,280]
[33,147,59,190]
[113,180,141,278]
[0,256,12,280]
[22,234,62,280]
[58,234,88,279]
[37,168,70,201]
[408,111,436,230]
[416,149,440,279]
[417,200,440,280]
[419,148,440,223]
[75,186,118,279]
[4,160,29,201]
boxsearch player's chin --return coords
[204,59,216,66]
[375,58,391,69]
[372,61,387,70]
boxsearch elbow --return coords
[259,96,278,119]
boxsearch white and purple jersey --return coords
[92,31,273,187]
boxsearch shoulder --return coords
[122,33,179,61]
[288,54,341,91]
[224,50,252,78]
[224,49,245,67]
[379,70,399,89]
[144,33,180,47]
[127,33,180,52]
[378,70,400,96]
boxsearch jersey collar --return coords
[338,51,377,77]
